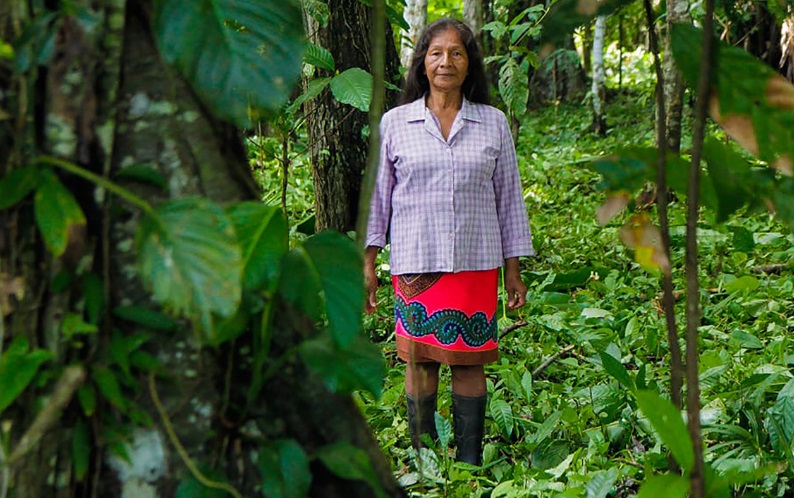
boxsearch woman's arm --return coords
[503,257,527,310]
[364,246,381,314]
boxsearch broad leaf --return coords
[227,202,287,292]
[91,367,127,413]
[258,439,312,498]
[499,58,528,118]
[315,442,385,497]
[532,410,562,446]
[113,305,179,332]
[435,412,453,448]
[765,378,794,455]
[114,164,167,190]
[538,0,634,50]
[299,335,384,397]
[0,166,40,210]
[599,351,634,391]
[635,390,694,472]
[330,68,372,112]
[490,398,514,437]
[287,77,331,116]
[175,467,229,498]
[34,170,86,257]
[304,42,335,71]
[153,0,306,127]
[302,231,365,347]
[636,473,689,498]
[72,417,90,481]
[585,467,618,498]
[702,139,758,221]
[137,197,242,332]
[0,337,52,414]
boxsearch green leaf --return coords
[702,139,757,221]
[498,58,528,118]
[435,412,453,448]
[137,197,242,333]
[531,440,569,470]
[0,338,52,414]
[227,202,287,292]
[635,390,694,472]
[724,275,760,295]
[315,442,384,497]
[765,378,794,455]
[153,0,306,126]
[599,351,634,391]
[34,170,86,257]
[302,231,364,347]
[330,68,372,112]
[72,417,90,481]
[286,78,331,116]
[521,370,533,404]
[585,467,618,498]
[114,164,167,190]
[258,439,312,498]
[175,468,229,498]
[636,473,689,498]
[113,305,179,332]
[77,384,97,416]
[92,367,127,413]
[277,248,323,320]
[489,398,514,437]
[539,0,633,48]
[82,272,104,325]
[532,409,562,446]
[299,335,384,397]
[304,42,335,71]
[129,351,163,373]
[0,167,40,210]
[728,226,755,253]
[483,21,508,40]
[61,313,98,339]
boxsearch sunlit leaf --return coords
[635,390,694,472]
[137,197,242,332]
[153,0,306,126]
[330,68,372,112]
[34,170,87,257]
[618,213,669,274]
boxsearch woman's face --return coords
[423,28,469,96]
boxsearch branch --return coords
[7,365,86,465]
[751,264,788,274]
[532,345,576,379]
[499,320,528,340]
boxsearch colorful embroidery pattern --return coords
[395,296,497,347]
[397,273,443,299]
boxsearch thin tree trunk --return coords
[464,0,483,38]
[662,0,690,152]
[400,0,427,68]
[591,15,607,135]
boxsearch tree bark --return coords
[463,0,483,38]
[305,0,400,233]
[400,0,427,68]
[591,15,607,135]
[662,0,690,153]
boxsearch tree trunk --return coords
[305,0,400,233]
[781,14,794,82]
[591,15,607,135]
[662,0,690,152]
[2,1,403,497]
[400,0,427,68]
[463,0,483,38]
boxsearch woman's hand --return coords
[364,246,380,314]
[504,257,527,311]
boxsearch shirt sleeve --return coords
[365,114,395,249]
[492,112,535,259]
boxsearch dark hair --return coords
[401,18,489,105]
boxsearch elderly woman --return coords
[364,18,534,465]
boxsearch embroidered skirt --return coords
[393,269,499,365]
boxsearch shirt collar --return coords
[404,96,483,123]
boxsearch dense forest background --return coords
[1,0,794,497]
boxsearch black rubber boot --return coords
[406,393,438,448]
[452,393,487,465]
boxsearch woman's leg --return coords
[405,362,440,448]
[450,364,487,465]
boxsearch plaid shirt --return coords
[366,97,534,275]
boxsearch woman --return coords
[364,18,534,466]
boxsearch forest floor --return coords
[356,91,794,498]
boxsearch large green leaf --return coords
[91,367,127,413]
[702,139,758,222]
[585,467,618,498]
[304,42,335,71]
[636,473,689,498]
[137,197,242,332]
[330,68,372,112]
[498,58,528,118]
[490,398,514,437]
[286,77,331,116]
[34,170,86,257]
[315,442,385,497]
[153,0,306,127]
[765,378,794,455]
[299,335,384,397]
[599,351,634,391]
[258,439,312,498]
[0,166,40,210]
[302,231,364,347]
[0,337,52,414]
[175,468,229,498]
[227,202,287,292]
[635,390,694,472]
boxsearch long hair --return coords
[400,18,489,105]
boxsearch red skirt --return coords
[393,269,499,365]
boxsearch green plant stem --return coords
[686,0,716,495]
[642,0,683,412]
[38,155,154,216]
[355,0,386,249]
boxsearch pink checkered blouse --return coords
[365,97,534,275]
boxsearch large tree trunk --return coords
[305,1,400,233]
[2,1,403,497]
[400,0,427,68]
[662,0,690,152]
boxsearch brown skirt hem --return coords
[396,336,498,366]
